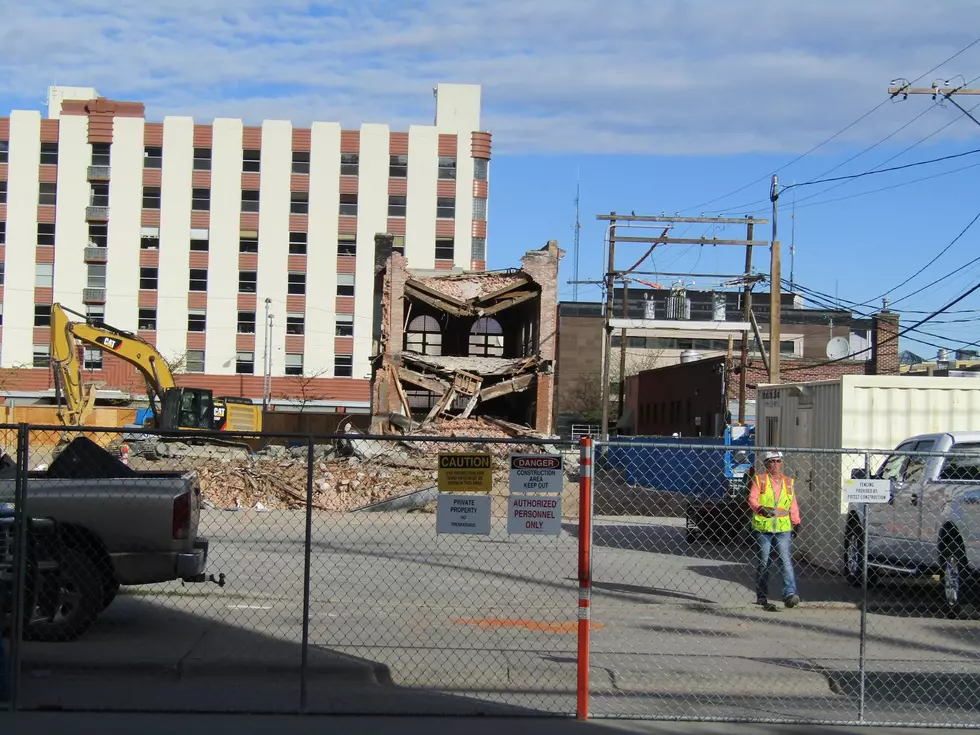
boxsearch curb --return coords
[21,657,392,686]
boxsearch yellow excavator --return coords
[50,303,262,441]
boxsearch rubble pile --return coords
[196,454,437,512]
[190,416,563,513]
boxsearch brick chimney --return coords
[870,311,900,375]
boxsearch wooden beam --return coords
[403,285,471,317]
[597,214,769,225]
[612,236,770,246]
[477,277,533,303]
[479,290,539,316]
[396,366,448,395]
[480,373,535,401]
[389,364,413,419]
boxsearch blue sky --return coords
[3,0,980,356]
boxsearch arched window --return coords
[405,315,442,356]
[469,317,504,357]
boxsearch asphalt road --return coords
[12,511,980,726]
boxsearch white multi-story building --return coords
[0,84,491,412]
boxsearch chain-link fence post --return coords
[577,436,594,721]
[6,423,30,711]
[300,434,315,713]
[858,451,870,723]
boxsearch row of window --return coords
[7,220,476,262]
[610,335,797,355]
[138,188,471,219]
[0,141,488,184]
[16,244,466,290]
[0,180,485,223]
[28,341,355,378]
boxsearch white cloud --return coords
[2,0,979,153]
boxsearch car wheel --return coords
[941,535,971,613]
[101,578,120,611]
[26,549,103,642]
[844,526,876,587]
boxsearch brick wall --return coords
[870,311,900,376]
[520,240,562,434]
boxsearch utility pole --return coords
[595,213,770,441]
[889,81,980,128]
[599,214,617,443]
[618,278,630,421]
[262,297,273,413]
[769,176,781,385]
[738,216,755,424]
[572,171,582,302]
[599,215,618,442]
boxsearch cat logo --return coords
[95,336,123,351]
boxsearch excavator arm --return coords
[50,303,178,426]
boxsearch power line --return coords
[786,160,980,212]
[784,278,980,353]
[677,35,980,214]
[782,279,980,372]
[779,146,980,191]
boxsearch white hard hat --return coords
[763,451,784,462]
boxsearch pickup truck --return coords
[845,431,980,611]
[0,437,218,641]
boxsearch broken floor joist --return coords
[479,373,535,401]
[397,366,449,395]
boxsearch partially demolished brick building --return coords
[371,238,562,435]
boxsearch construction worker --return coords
[748,451,801,610]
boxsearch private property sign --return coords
[509,454,564,494]
[437,494,491,535]
[507,495,562,535]
[437,453,493,493]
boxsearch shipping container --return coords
[757,375,980,569]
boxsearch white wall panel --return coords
[306,122,340,375]
[205,118,243,374]
[52,114,89,314]
[354,123,388,379]
[256,120,291,377]
[156,117,193,362]
[2,111,41,367]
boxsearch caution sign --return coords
[509,453,564,494]
[437,494,491,535]
[508,494,562,535]
[438,452,492,493]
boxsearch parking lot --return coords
[14,510,980,723]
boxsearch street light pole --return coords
[262,297,273,412]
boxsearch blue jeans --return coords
[755,531,797,600]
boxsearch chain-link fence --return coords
[1,424,581,716]
[590,438,980,726]
[4,425,980,725]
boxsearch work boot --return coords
[784,594,800,608]
[756,596,768,606]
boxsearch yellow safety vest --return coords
[751,474,795,533]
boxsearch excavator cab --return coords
[160,387,216,431]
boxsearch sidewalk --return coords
[2,712,962,735]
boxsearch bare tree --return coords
[561,347,667,422]
[276,367,330,413]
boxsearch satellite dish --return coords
[826,336,850,360]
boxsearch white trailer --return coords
[756,375,980,570]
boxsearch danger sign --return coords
[509,453,564,494]
[508,494,562,535]
[438,453,492,493]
